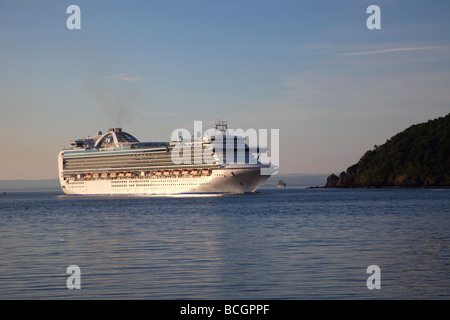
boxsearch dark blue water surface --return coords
[0,188,449,299]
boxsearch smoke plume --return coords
[87,76,139,127]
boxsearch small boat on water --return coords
[277,179,286,188]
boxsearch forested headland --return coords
[326,113,450,188]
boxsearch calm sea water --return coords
[0,187,449,299]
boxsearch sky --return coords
[1,0,449,180]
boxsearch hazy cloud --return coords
[105,73,146,82]
[135,109,180,117]
[340,46,441,56]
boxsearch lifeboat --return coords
[155,171,162,176]
[190,170,199,175]
[110,172,117,178]
[101,173,109,178]
[86,173,92,179]
[181,170,189,175]
[93,173,100,178]
[118,172,125,178]
[163,170,170,176]
[202,169,212,175]
[126,172,133,177]
[173,170,180,175]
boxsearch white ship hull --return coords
[59,167,269,195]
[58,125,276,196]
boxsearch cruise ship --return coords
[57,122,274,195]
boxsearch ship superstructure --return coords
[58,122,273,195]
